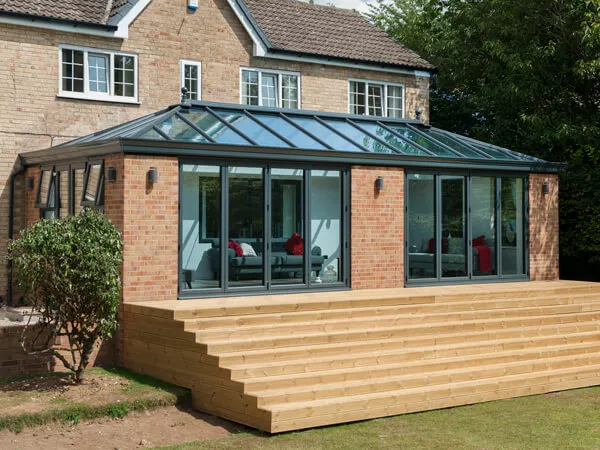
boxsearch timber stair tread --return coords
[241,343,600,396]
[225,332,600,377]
[183,292,600,330]
[166,284,600,319]
[266,363,600,417]
[192,302,600,339]
[215,322,600,363]
[201,311,600,351]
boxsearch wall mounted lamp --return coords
[542,183,550,195]
[107,167,117,183]
[26,176,34,190]
[375,176,384,192]
[147,167,158,184]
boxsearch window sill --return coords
[57,93,140,105]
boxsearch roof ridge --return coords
[104,0,115,23]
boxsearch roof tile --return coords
[242,0,434,70]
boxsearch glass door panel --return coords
[471,177,497,276]
[440,175,467,278]
[181,164,221,291]
[310,170,342,285]
[228,166,265,288]
[407,174,436,279]
[271,168,305,285]
[501,177,525,275]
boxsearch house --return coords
[3,0,600,434]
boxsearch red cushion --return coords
[473,235,486,246]
[228,240,243,257]
[285,233,304,256]
[427,238,449,254]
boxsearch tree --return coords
[369,0,600,279]
[9,209,123,382]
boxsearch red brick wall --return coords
[351,166,405,289]
[121,155,179,302]
[0,324,114,379]
[529,173,559,280]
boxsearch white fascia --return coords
[262,51,433,78]
[0,0,152,39]
[225,0,268,56]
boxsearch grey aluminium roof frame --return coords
[19,101,567,174]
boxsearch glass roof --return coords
[61,102,548,165]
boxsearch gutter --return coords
[7,165,26,307]
[0,10,118,31]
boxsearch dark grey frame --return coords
[179,158,350,299]
[405,170,529,286]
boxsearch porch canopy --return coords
[20,101,564,172]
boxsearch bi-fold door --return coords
[405,171,528,285]
[179,160,349,297]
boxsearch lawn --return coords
[0,367,189,432]
[158,385,600,449]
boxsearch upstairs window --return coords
[241,68,300,109]
[180,60,202,101]
[59,46,138,103]
[349,80,404,118]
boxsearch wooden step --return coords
[183,292,600,331]
[167,283,600,320]
[240,344,600,392]
[217,322,600,365]
[269,364,600,432]
[225,331,600,378]
[253,350,600,406]
[193,302,600,340]
[204,311,600,352]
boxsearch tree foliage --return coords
[8,210,123,382]
[369,0,600,277]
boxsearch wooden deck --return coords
[123,281,600,433]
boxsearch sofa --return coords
[206,238,326,280]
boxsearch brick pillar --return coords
[121,155,179,302]
[350,166,404,289]
[529,173,559,280]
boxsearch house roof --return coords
[0,0,134,27]
[19,101,563,173]
[240,0,435,71]
[0,0,434,71]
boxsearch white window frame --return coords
[239,67,301,109]
[347,78,405,118]
[180,59,202,101]
[58,44,139,104]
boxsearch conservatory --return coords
[17,101,564,299]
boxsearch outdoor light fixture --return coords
[147,167,158,184]
[107,167,117,183]
[542,183,550,195]
[26,176,34,190]
[375,176,384,191]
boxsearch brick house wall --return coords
[529,173,560,281]
[350,166,405,289]
[0,0,430,300]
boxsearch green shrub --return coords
[8,209,123,383]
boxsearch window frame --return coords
[81,160,105,209]
[35,166,56,209]
[180,59,202,101]
[239,67,301,109]
[58,44,139,104]
[347,78,405,118]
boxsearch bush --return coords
[8,209,123,383]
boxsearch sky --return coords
[303,0,376,14]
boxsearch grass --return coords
[0,367,189,433]
[157,385,600,450]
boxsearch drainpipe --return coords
[7,167,25,307]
